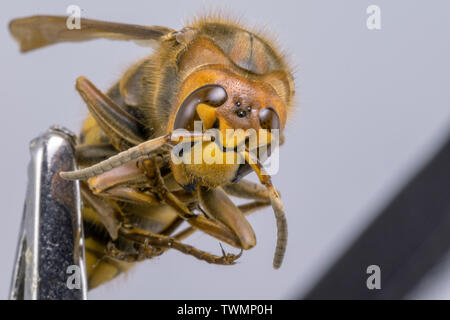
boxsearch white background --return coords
[1,0,449,299]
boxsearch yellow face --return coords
[168,66,286,189]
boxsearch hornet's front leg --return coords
[108,228,242,265]
[81,158,244,266]
[141,158,258,251]
[223,179,272,202]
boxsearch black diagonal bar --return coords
[303,129,450,299]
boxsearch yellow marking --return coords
[196,103,217,129]
[85,238,135,289]
[82,206,103,226]
[81,114,107,145]
[88,260,120,289]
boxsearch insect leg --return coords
[167,201,270,244]
[198,186,256,250]
[223,179,272,202]
[105,241,163,263]
[122,201,269,261]
[118,227,242,265]
[85,159,177,206]
[80,155,246,251]
[80,182,123,240]
[81,188,136,289]
[140,158,244,248]
[237,201,270,214]
[132,200,269,267]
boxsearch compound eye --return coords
[259,107,280,130]
[203,85,228,107]
[174,85,228,130]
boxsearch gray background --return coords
[1,0,450,299]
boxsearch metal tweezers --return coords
[10,126,87,300]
